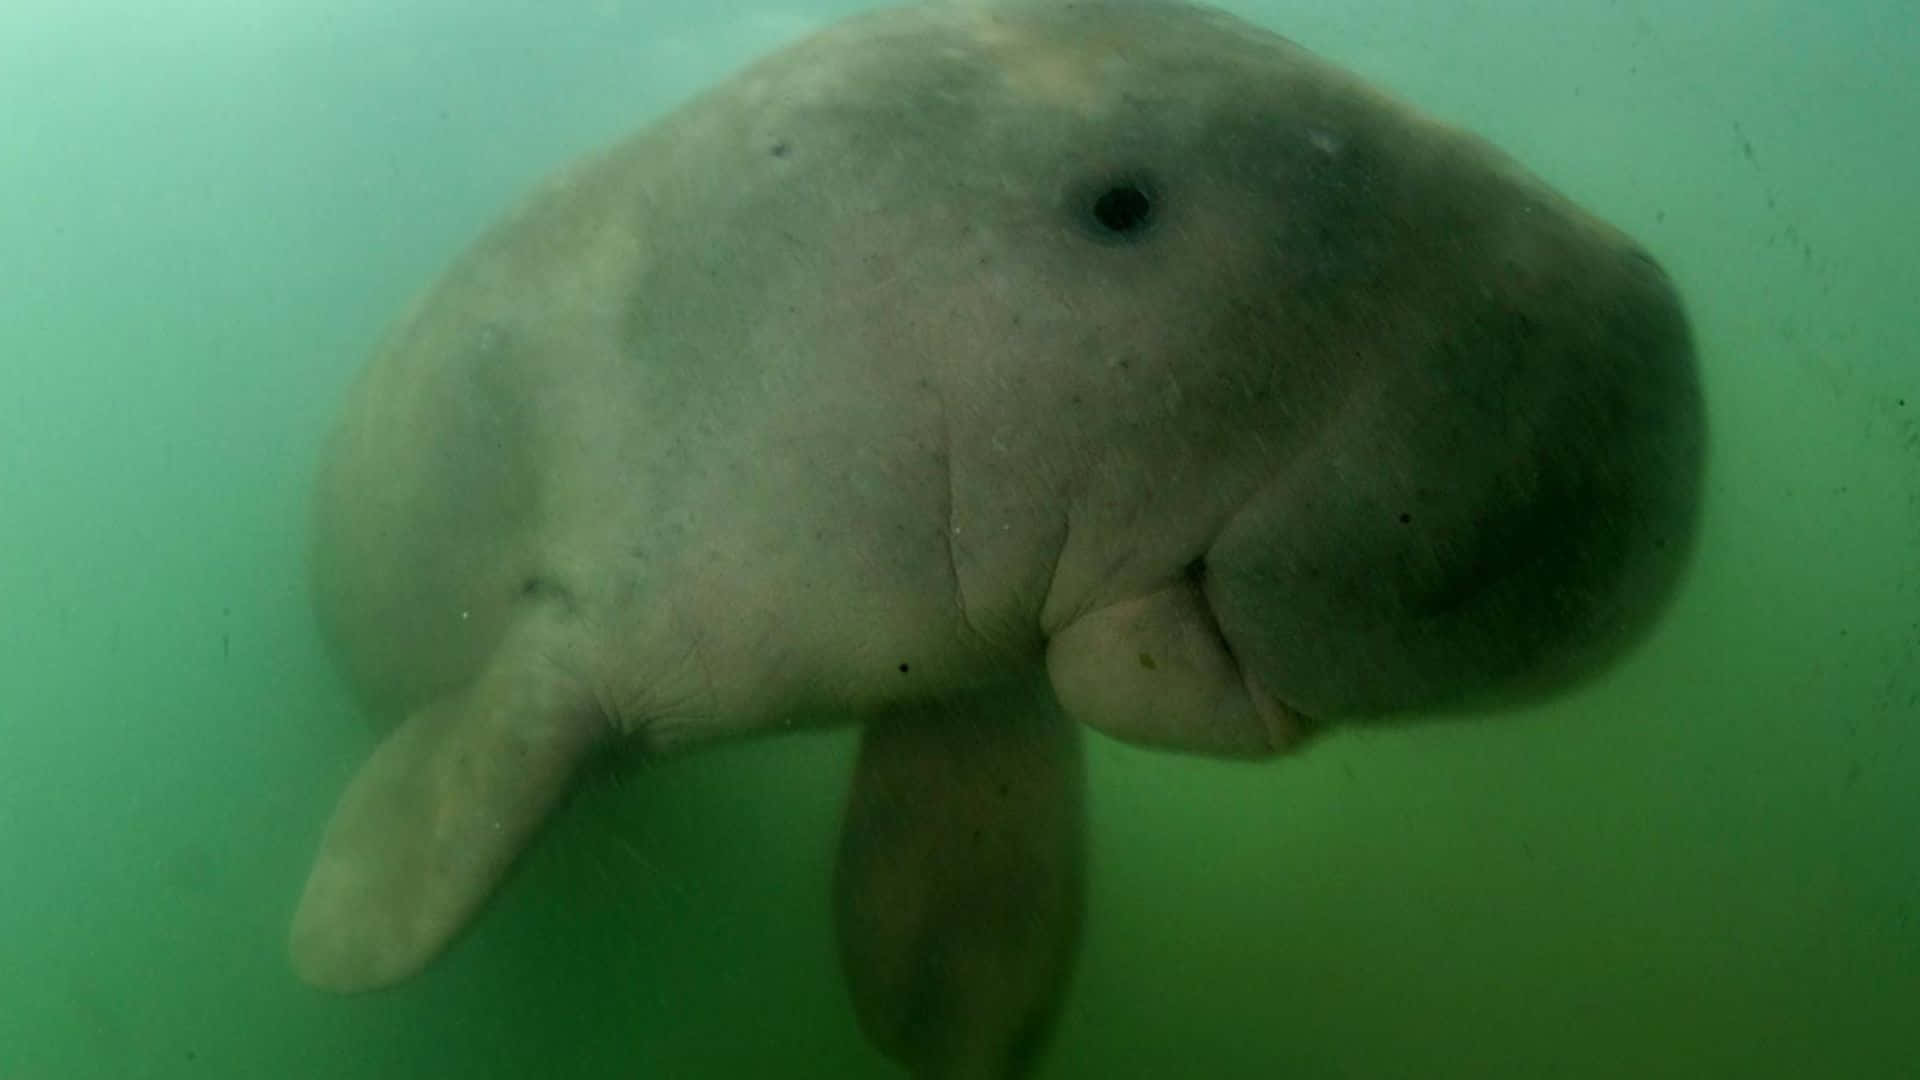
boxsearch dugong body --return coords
[293,1,1703,1075]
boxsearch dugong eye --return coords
[1077,175,1157,242]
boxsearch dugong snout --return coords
[1205,196,1704,723]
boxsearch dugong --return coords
[292,0,1704,1075]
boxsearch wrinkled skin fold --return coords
[291,2,1705,1076]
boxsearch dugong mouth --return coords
[1044,578,1322,758]
[1240,665,1315,750]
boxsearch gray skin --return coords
[291,1,1704,1076]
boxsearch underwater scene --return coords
[1,0,1913,1076]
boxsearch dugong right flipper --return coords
[835,677,1086,1078]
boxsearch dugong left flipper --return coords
[291,612,614,991]
[835,677,1085,1077]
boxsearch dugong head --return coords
[682,0,1705,739]
[294,0,1703,1072]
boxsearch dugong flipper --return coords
[291,1,1704,1074]
[290,614,606,990]
[836,679,1085,1077]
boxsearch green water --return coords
[2,1,1913,1076]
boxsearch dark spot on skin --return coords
[770,140,790,157]
[898,662,911,673]
[1183,556,1206,583]
[1137,651,1157,670]
[996,781,1010,797]
[1398,512,1413,525]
